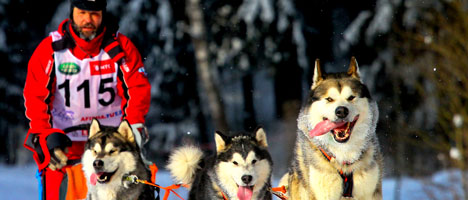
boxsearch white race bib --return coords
[50,32,123,141]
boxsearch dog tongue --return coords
[309,120,346,137]
[90,172,104,186]
[90,173,97,186]
[237,186,253,200]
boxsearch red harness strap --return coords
[319,147,353,197]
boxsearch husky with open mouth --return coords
[167,128,273,200]
[279,57,383,199]
[82,119,154,200]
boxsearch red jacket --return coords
[24,19,151,168]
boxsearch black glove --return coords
[47,133,72,170]
[32,132,72,170]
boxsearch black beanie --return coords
[71,0,107,12]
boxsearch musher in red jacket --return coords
[23,0,151,199]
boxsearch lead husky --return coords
[82,119,154,200]
[167,128,273,200]
[280,57,383,199]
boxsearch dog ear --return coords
[347,56,361,79]
[89,118,101,138]
[117,120,135,144]
[254,127,268,148]
[312,59,324,89]
[214,131,227,153]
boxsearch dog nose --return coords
[241,175,253,184]
[93,160,104,169]
[335,106,349,119]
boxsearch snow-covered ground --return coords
[0,164,464,200]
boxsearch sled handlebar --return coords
[63,124,91,133]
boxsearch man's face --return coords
[72,7,103,41]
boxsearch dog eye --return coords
[233,161,238,166]
[347,96,355,101]
[252,159,257,164]
[109,149,117,154]
[92,150,97,154]
[325,97,334,102]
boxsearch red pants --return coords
[43,167,68,200]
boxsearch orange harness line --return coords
[130,163,189,200]
[221,192,228,200]
[135,179,188,200]
[319,147,345,174]
[271,185,288,200]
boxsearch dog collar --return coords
[318,147,354,165]
[318,147,354,197]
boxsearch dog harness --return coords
[319,147,354,197]
[124,164,186,200]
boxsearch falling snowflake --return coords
[453,114,463,128]
[450,147,462,161]
[424,35,432,44]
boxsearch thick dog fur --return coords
[280,57,383,200]
[82,119,154,200]
[167,128,273,200]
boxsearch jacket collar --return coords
[53,19,105,58]
[67,19,106,57]
[52,18,123,62]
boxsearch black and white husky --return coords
[167,128,273,200]
[82,119,154,200]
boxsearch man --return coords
[23,0,151,199]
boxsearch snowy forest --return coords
[1,0,467,198]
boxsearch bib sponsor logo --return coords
[51,108,75,121]
[90,60,115,75]
[80,110,123,122]
[58,62,80,75]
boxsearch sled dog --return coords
[167,128,273,200]
[280,57,383,199]
[82,119,154,200]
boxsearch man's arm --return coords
[116,34,151,145]
[23,37,71,170]
[24,37,55,132]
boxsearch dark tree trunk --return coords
[242,73,256,131]
[186,0,229,133]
